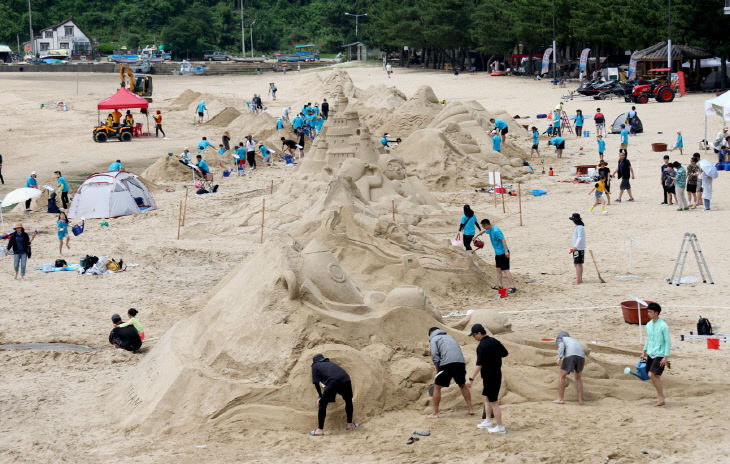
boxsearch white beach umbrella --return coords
[1,188,42,232]
[698,159,719,179]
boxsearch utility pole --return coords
[240,0,245,57]
[250,20,255,58]
[344,12,367,38]
[28,0,34,55]
[667,0,672,76]
[552,0,556,80]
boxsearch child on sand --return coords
[530,127,540,157]
[574,109,584,137]
[588,178,607,214]
[664,163,677,205]
[57,212,71,255]
[597,134,606,161]
[119,308,145,341]
[598,160,611,205]
[217,144,227,170]
[671,130,683,156]
[491,131,502,152]
[549,136,565,158]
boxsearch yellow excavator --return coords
[119,64,153,102]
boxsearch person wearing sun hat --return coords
[5,223,37,280]
[568,213,585,284]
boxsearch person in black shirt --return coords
[597,160,611,205]
[466,324,508,434]
[310,354,357,436]
[611,149,635,202]
[281,137,298,157]
[296,130,306,159]
[109,314,142,352]
[321,98,329,119]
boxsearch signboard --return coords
[627,59,637,79]
[579,48,590,73]
[541,48,553,74]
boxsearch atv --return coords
[93,124,134,142]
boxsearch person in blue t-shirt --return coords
[671,130,683,156]
[492,132,502,152]
[24,171,39,209]
[457,205,481,253]
[196,101,207,123]
[490,118,508,142]
[530,126,540,157]
[259,144,271,165]
[54,170,70,209]
[198,137,213,153]
[292,115,303,131]
[574,110,584,137]
[109,160,123,171]
[552,109,562,136]
[475,218,515,293]
[597,135,606,161]
[381,133,391,147]
[549,136,565,158]
[620,124,629,150]
[276,118,284,130]
[314,116,324,135]
[195,155,209,179]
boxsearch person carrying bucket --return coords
[641,303,670,406]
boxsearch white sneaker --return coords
[476,419,493,429]
[487,424,506,434]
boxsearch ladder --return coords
[667,233,714,286]
[560,110,574,135]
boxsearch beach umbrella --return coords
[0,187,42,232]
[698,159,719,179]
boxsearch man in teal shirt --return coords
[109,160,123,171]
[620,124,629,150]
[641,302,670,406]
[55,170,70,209]
[475,219,516,293]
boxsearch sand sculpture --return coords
[115,237,708,434]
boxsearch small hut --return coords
[631,42,711,89]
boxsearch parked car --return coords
[203,50,232,61]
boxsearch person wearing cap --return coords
[310,354,357,436]
[466,324,508,434]
[154,110,166,138]
[426,327,473,419]
[109,160,123,172]
[553,331,585,405]
[54,171,69,209]
[25,171,39,209]
[568,213,585,284]
[245,134,258,170]
[5,223,37,280]
[108,313,142,352]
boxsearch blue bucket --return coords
[635,361,650,381]
[583,130,590,137]
[716,163,725,171]
[724,162,730,171]
[531,189,547,196]
[223,169,231,177]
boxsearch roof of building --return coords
[39,16,90,39]
[631,42,712,61]
[342,42,366,48]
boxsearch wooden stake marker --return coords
[392,199,396,222]
[182,188,189,226]
[518,183,523,226]
[260,198,265,244]
[177,200,182,240]
[270,179,274,195]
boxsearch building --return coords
[31,16,92,60]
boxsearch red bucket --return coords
[498,288,507,298]
[707,338,720,350]
[495,187,507,194]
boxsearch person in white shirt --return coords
[244,135,258,170]
[568,213,585,284]
[385,63,392,78]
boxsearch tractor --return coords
[626,68,675,104]
[93,123,134,142]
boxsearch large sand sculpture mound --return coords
[205,107,242,127]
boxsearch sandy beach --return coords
[1,64,729,463]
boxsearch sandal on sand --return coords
[491,286,503,290]
[346,424,360,431]
[508,287,517,294]
[310,430,324,436]
[406,437,420,445]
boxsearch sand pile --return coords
[205,107,242,127]
[226,112,278,145]
[395,101,532,190]
[169,89,201,109]
[365,85,443,139]
[142,150,224,184]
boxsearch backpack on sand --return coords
[697,316,713,336]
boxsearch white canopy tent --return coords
[704,90,730,145]
[68,171,156,219]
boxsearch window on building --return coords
[65,26,74,36]
[44,31,53,39]
[73,42,91,55]
[40,42,50,51]
[60,42,69,49]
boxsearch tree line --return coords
[0,0,727,63]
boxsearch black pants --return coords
[463,234,474,250]
[576,126,582,137]
[25,199,31,209]
[247,151,256,169]
[61,191,69,209]
[155,124,166,137]
[0,166,4,184]
[663,184,669,203]
[318,381,353,429]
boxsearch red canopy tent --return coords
[97,87,150,134]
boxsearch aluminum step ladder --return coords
[667,233,714,286]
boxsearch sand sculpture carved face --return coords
[381,155,406,181]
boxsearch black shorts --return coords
[500,127,508,135]
[557,141,565,149]
[434,362,466,388]
[481,371,501,402]
[495,253,510,270]
[665,185,675,194]
[198,111,204,117]
[620,178,631,190]
[573,250,585,264]
[532,144,538,150]
[322,381,353,404]
[687,184,697,193]
[604,183,611,193]
[646,356,665,376]
[561,355,585,374]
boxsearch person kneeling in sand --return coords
[310,354,357,436]
[553,331,585,404]
[109,314,142,352]
[427,327,473,418]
